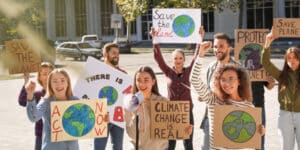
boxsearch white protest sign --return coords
[74,57,133,128]
[152,8,201,43]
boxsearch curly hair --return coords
[214,64,252,103]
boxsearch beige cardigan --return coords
[125,94,168,150]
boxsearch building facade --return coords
[44,0,300,42]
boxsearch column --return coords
[65,0,76,39]
[45,0,55,40]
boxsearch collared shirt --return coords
[153,44,199,107]
[18,86,45,137]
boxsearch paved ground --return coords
[0,52,296,150]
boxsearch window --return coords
[122,19,137,35]
[202,10,214,32]
[55,0,66,37]
[75,0,87,36]
[100,0,113,36]
[285,0,300,18]
[246,0,273,29]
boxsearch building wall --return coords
[44,0,298,42]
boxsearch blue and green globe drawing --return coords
[239,43,263,70]
[172,15,195,37]
[62,103,95,137]
[98,86,118,106]
[222,110,256,143]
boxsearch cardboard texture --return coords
[273,18,300,37]
[150,100,190,140]
[5,39,41,74]
[212,105,262,149]
[234,29,270,81]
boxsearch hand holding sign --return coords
[199,26,205,42]
[265,26,277,49]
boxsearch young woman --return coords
[190,41,264,149]
[262,27,300,150]
[150,26,204,150]
[18,62,54,150]
[26,69,79,150]
[124,66,169,150]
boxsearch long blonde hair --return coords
[44,69,73,99]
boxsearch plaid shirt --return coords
[18,86,45,137]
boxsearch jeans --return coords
[202,117,210,150]
[94,123,124,150]
[168,110,194,150]
[278,110,300,150]
[261,106,266,150]
[35,136,42,150]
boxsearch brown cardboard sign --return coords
[51,99,108,142]
[273,18,300,37]
[150,100,190,140]
[212,105,262,149]
[234,29,270,81]
[5,39,41,74]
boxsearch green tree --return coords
[153,0,240,12]
[0,0,46,43]
[115,0,148,42]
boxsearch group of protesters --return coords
[18,25,300,150]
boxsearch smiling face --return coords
[286,52,300,71]
[50,72,69,99]
[105,47,119,66]
[213,38,231,61]
[135,71,155,98]
[172,50,185,69]
[219,70,240,98]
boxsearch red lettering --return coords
[122,85,132,94]
[52,130,63,141]
[96,114,104,125]
[95,101,103,114]
[155,28,174,37]
[52,119,61,130]
[113,106,124,122]
[94,126,107,136]
[51,105,61,117]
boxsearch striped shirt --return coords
[190,57,254,149]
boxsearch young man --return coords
[94,43,125,150]
[201,33,240,149]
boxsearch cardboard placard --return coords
[152,9,201,43]
[273,18,300,37]
[5,39,41,74]
[150,100,190,140]
[234,29,270,81]
[50,99,108,142]
[212,105,261,149]
[73,57,133,128]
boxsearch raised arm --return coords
[150,27,172,75]
[261,27,281,80]
[187,26,205,68]
[190,41,220,104]
[25,81,45,122]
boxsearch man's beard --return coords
[109,58,119,66]
[215,52,227,61]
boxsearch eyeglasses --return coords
[220,77,237,84]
